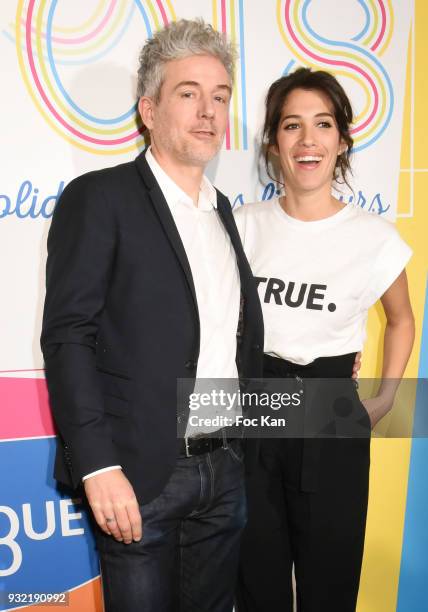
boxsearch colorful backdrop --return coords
[0,1,427,610]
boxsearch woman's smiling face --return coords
[272,87,346,195]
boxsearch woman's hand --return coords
[352,352,362,379]
[361,271,415,429]
[361,393,394,428]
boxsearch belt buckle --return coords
[184,437,192,458]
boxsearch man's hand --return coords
[352,351,362,380]
[83,469,142,544]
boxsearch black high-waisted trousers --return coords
[236,352,371,612]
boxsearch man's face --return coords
[139,54,232,168]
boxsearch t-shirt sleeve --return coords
[362,220,412,308]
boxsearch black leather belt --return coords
[178,434,239,458]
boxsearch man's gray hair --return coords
[137,18,237,101]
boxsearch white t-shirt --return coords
[234,198,412,365]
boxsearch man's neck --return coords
[150,146,204,206]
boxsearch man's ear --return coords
[138,96,155,130]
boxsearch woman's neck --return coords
[279,185,346,222]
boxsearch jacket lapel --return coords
[215,191,253,286]
[135,151,199,321]
[135,150,252,311]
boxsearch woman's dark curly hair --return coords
[263,67,354,190]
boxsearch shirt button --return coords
[185,361,197,370]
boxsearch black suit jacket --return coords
[41,150,264,504]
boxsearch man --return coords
[41,19,263,612]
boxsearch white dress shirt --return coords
[83,148,240,481]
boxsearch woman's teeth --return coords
[295,156,322,163]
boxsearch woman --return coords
[234,68,415,612]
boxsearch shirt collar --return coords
[146,147,217,211]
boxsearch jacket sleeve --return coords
[41,173,121,488]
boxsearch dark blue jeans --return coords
[95,439,246,612]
